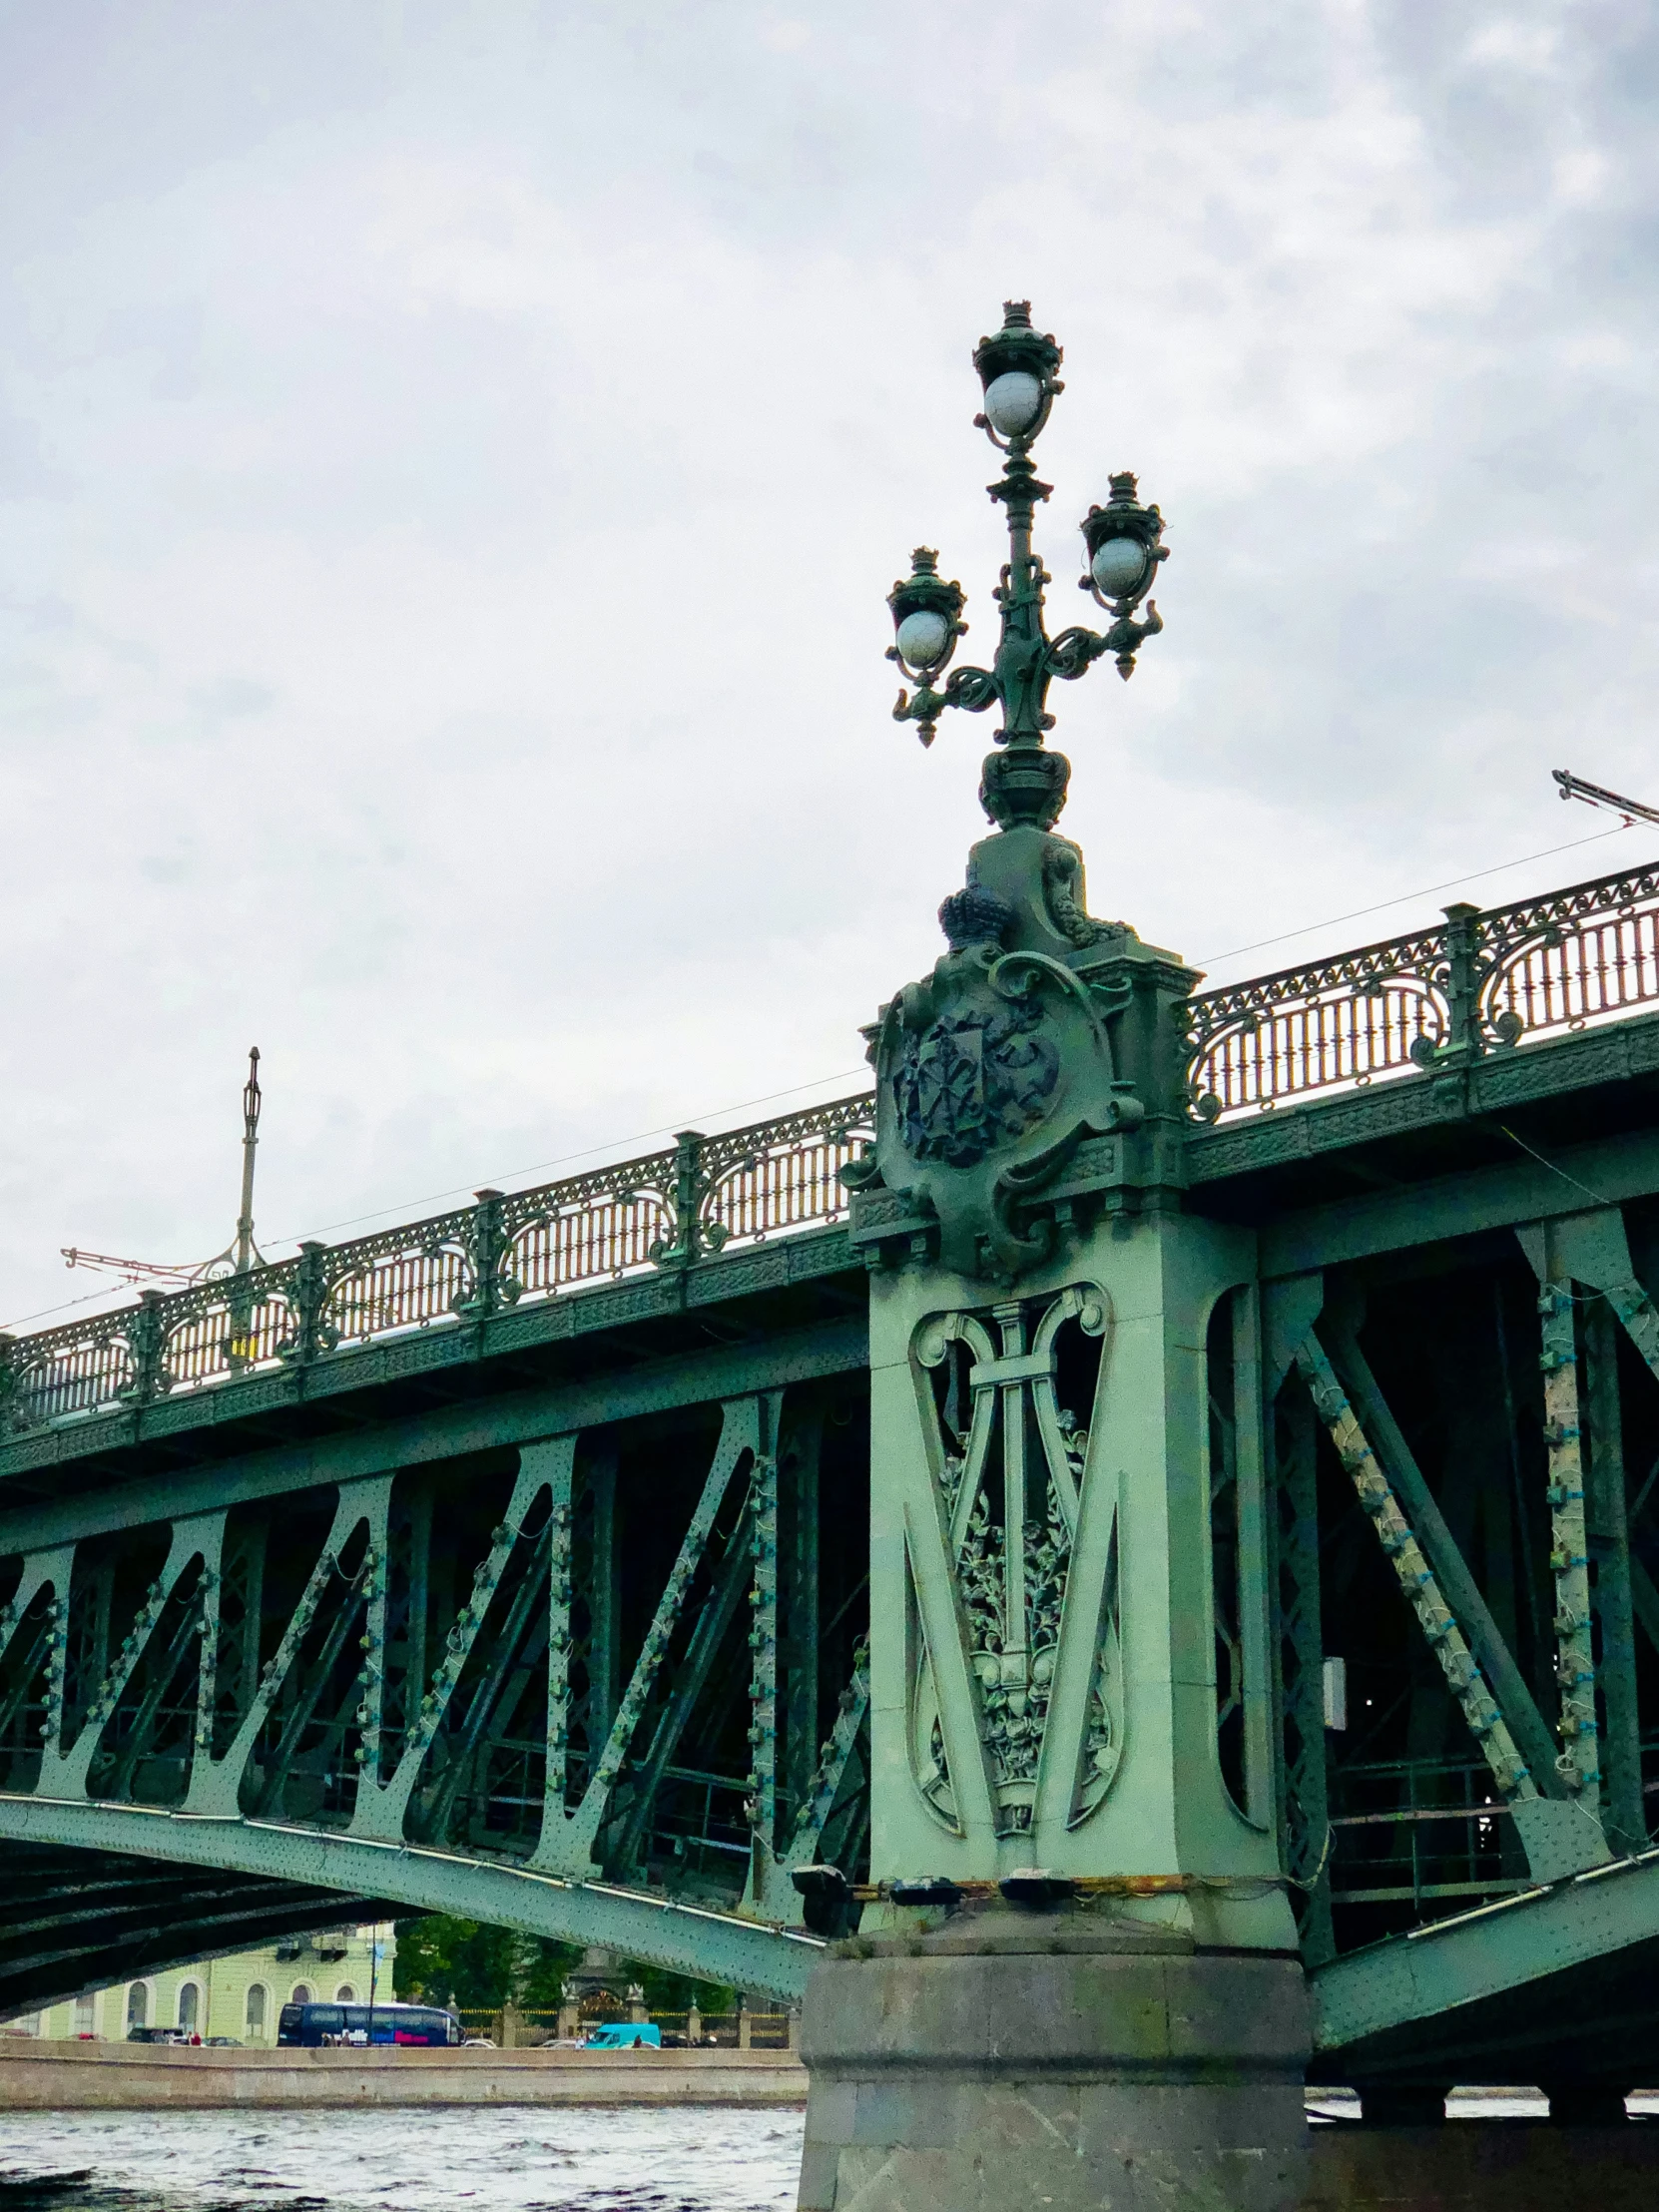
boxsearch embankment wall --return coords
[0,2040,809,2108]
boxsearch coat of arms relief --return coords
[857,823,1151,1281]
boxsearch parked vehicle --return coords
[583,2021,661,2049]
[126,2026,189,2044]
[276,2000,459,2047]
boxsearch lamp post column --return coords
[795,303,1309,2212]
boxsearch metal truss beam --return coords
[1295,1335,1533,1805]
[1261,1125,1659,1282]
[0,1316,866,1556]
[0,1795,821,1998]
[1311,1847,1659,2065]
[1314,1320,1564,1798]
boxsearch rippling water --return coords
[7,2091,1652,2209]
[0,2108,807,2212]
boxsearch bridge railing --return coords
[1184,855,1659,1121]
[0,1096,877,1435]
[7,854,1659,1436]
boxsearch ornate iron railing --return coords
[1183,857,1659,1122]
[0,1097,877,1436]
[7,855,1659,1437]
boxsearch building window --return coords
[246,1983,268,2038]
[73,1993,95,2038]
[289,1982,311,2006]
[127,1983,149,2031]
[178,1982,200,2035]
[334,1984,355,2003]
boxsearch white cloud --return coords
[1,0,1657,1324]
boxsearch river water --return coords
[3,2094,1650,2209]
[0,2108,807,2212]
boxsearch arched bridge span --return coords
[10,860,1659,2086]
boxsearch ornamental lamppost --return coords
[798,306,1308,2212]
[885,300,1167,834]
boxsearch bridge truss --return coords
[7,856,1659,2084]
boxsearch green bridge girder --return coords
[7,877,1659,2082]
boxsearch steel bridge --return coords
[7,855,1659,2097]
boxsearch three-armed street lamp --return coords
[885,300,1167,833]
[801,306,1314,2212]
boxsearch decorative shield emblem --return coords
[893,1008,1059,1169]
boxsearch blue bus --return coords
[276,1999,459,2047]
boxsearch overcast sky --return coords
[3,0,1658,1330]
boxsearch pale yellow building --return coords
[1,1924,395,2045]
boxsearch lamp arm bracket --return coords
[892,663,1001,747]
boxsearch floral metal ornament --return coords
[906,1284,1119,1839]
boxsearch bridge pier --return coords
[798,1910,1309,2212]
[830,792,1310,2208]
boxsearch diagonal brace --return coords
[530,1394,763,1876]
[1296,1334,1534,1802]
[1321,1317,1565,1796]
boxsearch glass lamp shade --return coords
[1089,536,1147,598]
[982,370,1043,438]
[894,608,951,669]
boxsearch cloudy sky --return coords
[2,0,1657,1330]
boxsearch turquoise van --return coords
[584,2021,661,2048]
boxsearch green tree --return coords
[393,1916,737,2016]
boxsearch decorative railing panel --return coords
[324,1235,474,1347]
[1186,859,1659,1123]
[13,1325,135,1428]
[1486,902,1659,1040]
[510,1189,676,1297]
[701,1103,873,1250]
[166,1286,296,1382]
[8,856,1659,1435]
[0,1097,877,1439]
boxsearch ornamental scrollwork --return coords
[1181,860,1659,1123]
[907,1283,1118,1838]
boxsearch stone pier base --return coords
[797,1917,1311,2212]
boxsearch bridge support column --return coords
[800,1912,1308,2212]
[824,811,1308,2211]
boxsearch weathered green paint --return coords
[1230,1282,1277,1833]
[1310,1847,1659,2053]
[1582,1298,1644,1855]
[0,1794,820,1998]
[0,1318,864,1556]
[863,1219,1291,1946]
